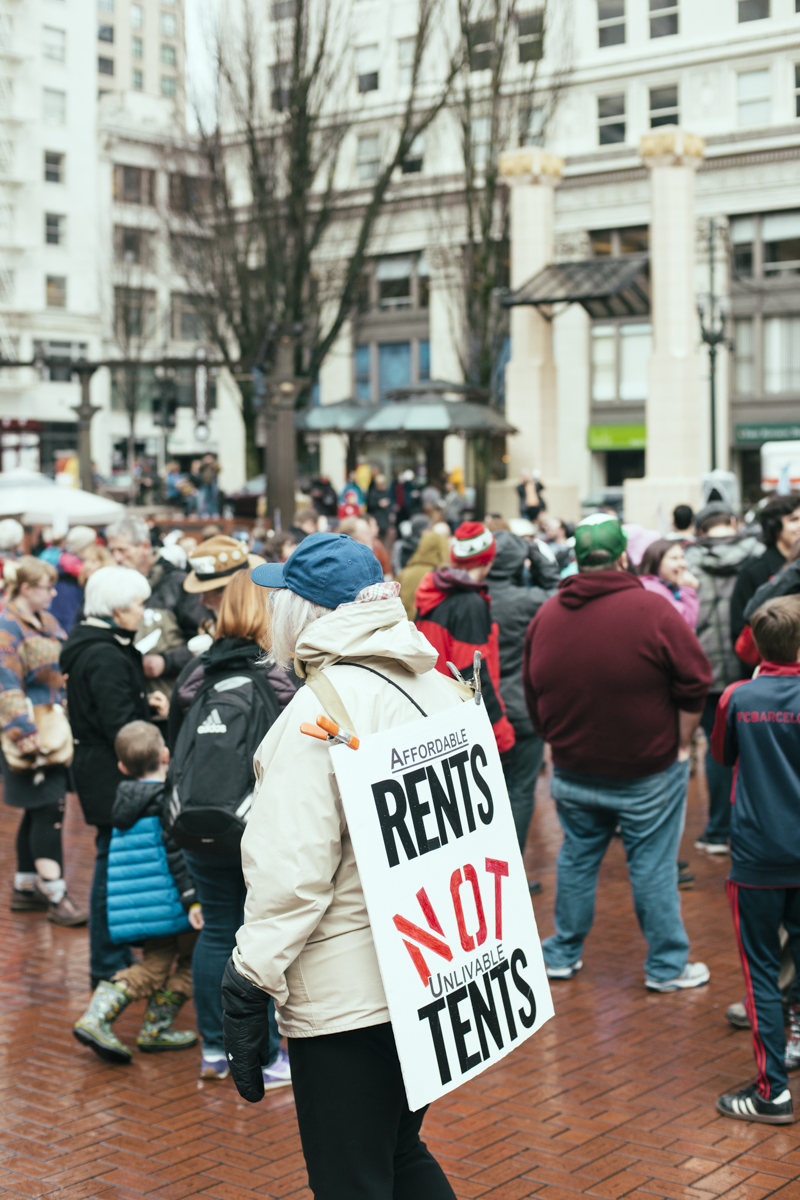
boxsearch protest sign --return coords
[330,698,554,1112]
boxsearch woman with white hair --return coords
[61,566,169,986]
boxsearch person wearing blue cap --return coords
[220,532,462,1200]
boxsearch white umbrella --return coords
[0,468,125,526]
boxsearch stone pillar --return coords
[624,128,706,528]
[498,148,579,522]
[318,320,353,493]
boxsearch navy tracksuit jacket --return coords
[712,662,800,1097]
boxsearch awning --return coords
[503,253,650,318]
[296,396,516,437]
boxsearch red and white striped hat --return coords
[451,522,496,568]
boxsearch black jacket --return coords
[166,636,298,750]
[61,619,152,826]
[111,778,196,909]
[147,558,212,678]
[743,555,800,626]
[731,544,786,645]
[486,531,558,734]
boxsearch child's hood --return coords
[112,778,167,831]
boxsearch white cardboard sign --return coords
[330,700,554,1112]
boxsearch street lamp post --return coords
[697,218,728,473]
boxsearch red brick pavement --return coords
[2,769,799,1200]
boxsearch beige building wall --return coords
[97,0,185,127]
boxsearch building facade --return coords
[97,0,185,127]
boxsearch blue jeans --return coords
[700,693,733,843]
[90,825,133,985]
[500,731,545,853]
[544,758,691,982]
[184,850,280,1062]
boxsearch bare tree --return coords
[171,0,460,499]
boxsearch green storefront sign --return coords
[735,423,800,445]
[587,423,647,451]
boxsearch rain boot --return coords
[136,989,198,1053]
[73,980,132,1064]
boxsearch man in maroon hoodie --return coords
[522,513,713,991]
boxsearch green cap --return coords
[574,513,627,566]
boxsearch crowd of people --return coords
[3,479,800,1197]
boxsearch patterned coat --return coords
[0,600,66,745]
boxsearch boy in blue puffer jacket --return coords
[73,721,202,1064]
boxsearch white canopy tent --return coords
[0,469,125,528]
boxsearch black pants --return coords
[727,881,800,1098]
[16,802,64,872]
[288,1022,456,1200]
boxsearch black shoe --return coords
[678,869,695,890]
[716,1082,794,1124]
[528,880,542,896]
[678,860,689,870]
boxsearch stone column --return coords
[624,128,706,528]
[496,148,579,522]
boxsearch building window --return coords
[172,294,204,341]
[763,211,800,274]
[0,269,14,304]
[132,35,142,57]
[132,68,143,89]
[131,3,143,27]
[43,88,66,124]
[115,287,156,339]
[471,115,492,167]
[598,93,625,145]
[161,75,176,96]
[376,257,412,310]
[520,105,545,146]
[379,342,411,399]
[738,69,771,127]
[733,318,755,394]
[169,173,209,213]
[356,45,379,93]
[115,225,151,265]
[418,258,430,308]
[355,344,371,401]
[649,84,679,127]
[398,37,415,87]
[468,19,494,71]
[739,0,769,18]
[272,0,295,17]
[44,151,63,182]
[45,213,64,245]
[730,216,754,278]
[98,23,113,41]
[401,133,424,174]
[270,63,290,111]
[419,339,431,381]
[764,316,800,393]
[99,56,114,74]
[160,12,177,36]
[357,134,380,182]
[43,26,66,60]
[160,43,176,65]
[598,0,624,47]
[113,164,155,205]
[518,11,544,62]
[46,275,67,308]
[591,323,652,401]
[649,0,678,37]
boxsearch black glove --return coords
[221,957,273,1103]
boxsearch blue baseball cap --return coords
[250,531,383,608]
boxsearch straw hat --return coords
[183,535,261,593]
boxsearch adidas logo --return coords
[197,708,227,735]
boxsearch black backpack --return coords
[166,667,280,855]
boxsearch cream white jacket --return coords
[233,598,465,1037]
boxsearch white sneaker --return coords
[645,961,710,992]
[545,959,583,980]
[262,1048,292,1090]
[695,838,729,855]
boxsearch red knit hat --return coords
[451,522,496,568]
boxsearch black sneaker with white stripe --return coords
[716,1082,794,1125]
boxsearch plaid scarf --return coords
[338,582,401,608]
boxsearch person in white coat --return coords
[221,532,463,1200]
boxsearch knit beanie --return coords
[451,522,496,568]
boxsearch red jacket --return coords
[523,570,712,778]
[415,568,515,753]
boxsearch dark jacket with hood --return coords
[738,545,791,631]
[166,636,297,750]
[146,557,213,679]
[486,531,558,734]
[111,778,196,909]
[684,532,764,692]
[522,570,712,778]
[61,619,151,825]
[415,567,515,753]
